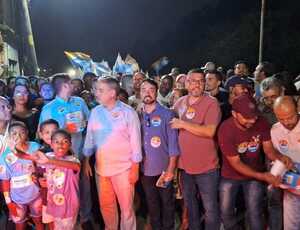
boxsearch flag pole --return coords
[259,0,266,63]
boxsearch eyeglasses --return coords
[144,114,151,127]
[14,91,29,97]
[187,79,205,85]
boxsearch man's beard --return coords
[239,122,254,129]
[143,96,156,105]
[190,90,202,97]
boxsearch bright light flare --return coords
[67,68,76,77]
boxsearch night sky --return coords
[29,0,300,75]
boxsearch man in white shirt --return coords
[271,96,300,230]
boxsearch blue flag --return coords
[92,61,111,76]
[113,53,134,75]
[64,51,93,73]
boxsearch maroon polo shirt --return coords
[173,95,221,174]
[218,116,270,180]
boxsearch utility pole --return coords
[259,0,266,63]
[19,0,38,75]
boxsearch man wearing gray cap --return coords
[201,62,216,74]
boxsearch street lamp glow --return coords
[67,68,76,77]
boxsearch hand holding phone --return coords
[156,171,172,188]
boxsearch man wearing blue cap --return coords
[224,75,252,104]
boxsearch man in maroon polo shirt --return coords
[218,95,293,230]
[171,68,221,230]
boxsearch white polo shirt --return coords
[271,119,300,163]
[271,120,300,195]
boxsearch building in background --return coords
[0,0,38,78]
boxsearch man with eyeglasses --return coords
[139,78,180,230]
[258,76,288,230]
[83,77,142,230]
[259,76,285,125]
[171,68,221,230]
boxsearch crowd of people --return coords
[0,60,300,230]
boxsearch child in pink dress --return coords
[35,129,80,230]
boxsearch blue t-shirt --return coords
[0,142,40,204]
[140,103,180,176]
[39,96,89,133]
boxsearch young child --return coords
[35,129,80,230]
[37,119,59,227]
[38,119,59,153]
[0,121,43,230]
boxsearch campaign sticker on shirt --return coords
[48,184,55,194]
[151,136,161,148]
[247,141,259,153]
[5,153,18,164]
[247,135,261,153]
[111,111,121,119]
[151,116,161,127]
[53,170,65,188]
[237,142,248,154]
[53,194,65,206]
[65,111,84,133]
[279,139,289,153]
[185,107,196,120]
[11,174,33,189]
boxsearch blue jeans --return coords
[267,187,283,230]
[219,178,265,230]
[283,191,300,230]
[266,159,283,230]
[182,169,220,230]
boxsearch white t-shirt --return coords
[271,119,300,163]
[271,120,300,195]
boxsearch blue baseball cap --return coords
[224,75,251,91]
